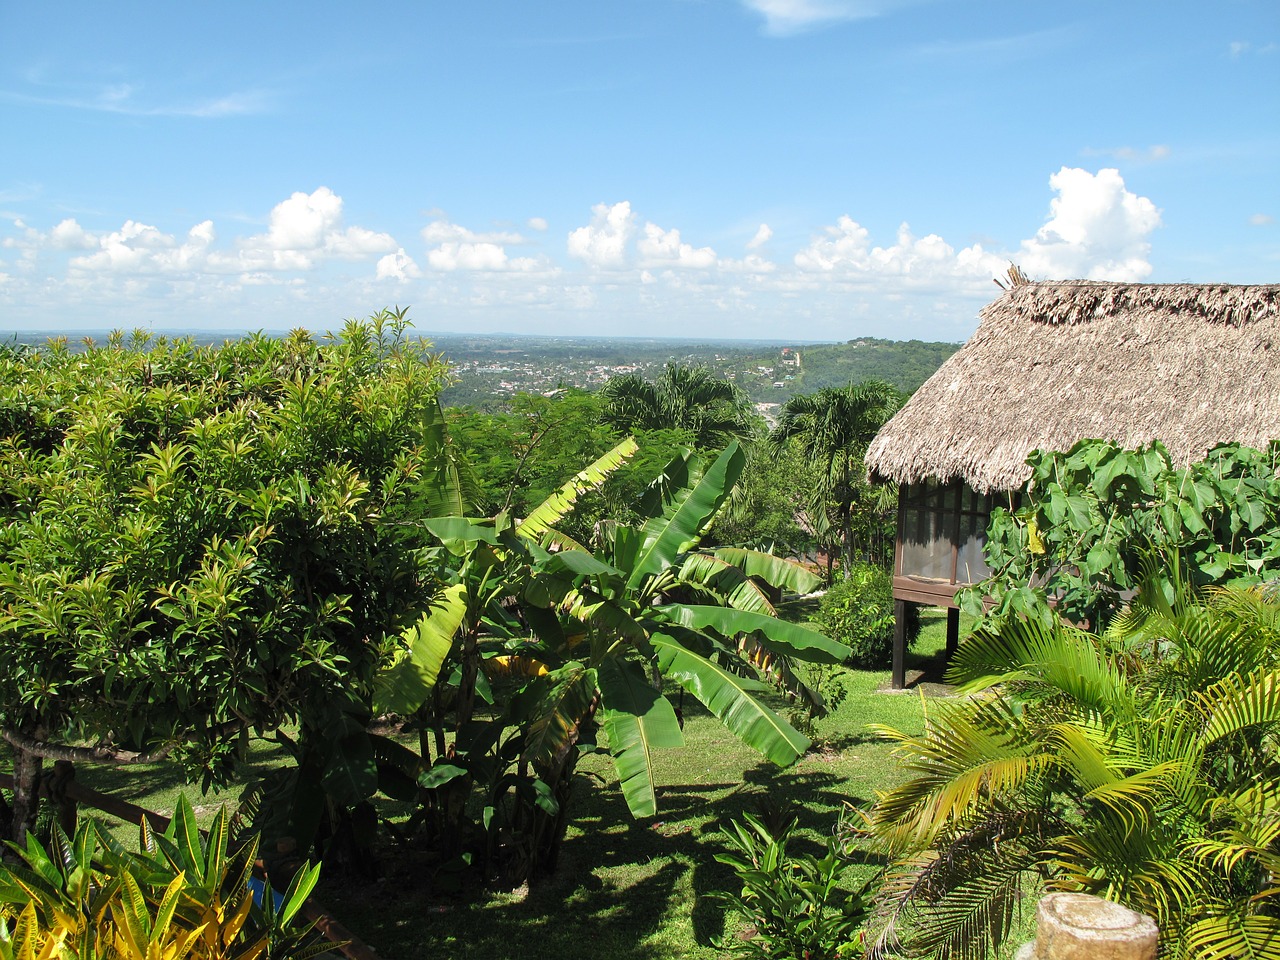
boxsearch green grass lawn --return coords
[59,609,1022,960]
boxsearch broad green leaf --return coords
[711,547,823,595]
[519,437,638,542]
[652,632,809,766]
[422,516,500,547]
[598,657,685,817]
[418,763,468,789]
[538,549,622,579]
[654,604,850,663]
[373,583,468,715]
[628,443,745,591]
[523,664,599,773]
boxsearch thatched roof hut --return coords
[867,281,1280,495]
[866,280,1280,688]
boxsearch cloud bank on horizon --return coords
[0,166,1163,341]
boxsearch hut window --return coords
[897,479,998,587]
[898,480,955,581]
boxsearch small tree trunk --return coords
[841,505,855,579]
[10,743,43,844]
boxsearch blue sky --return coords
[1,1,1276,342]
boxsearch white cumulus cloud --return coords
[638,222,717,269]
[62,188,396,278]
[422,218,545,272]
[429,242,509,271]
[49,219,98,250]
[567,201,635,268]
[794,217,1004,282]
[1016,167,1162,281]
[376,248,422,281]
[244,187,396,264]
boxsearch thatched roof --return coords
[866,281,1280,494]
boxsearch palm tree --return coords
[862,577,1280,960]
[600,363,757,449]
[767,379,903,575]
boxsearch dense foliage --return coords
[714,810,867,960]
[0,311,455,840]
[768,380,903,574]
[864,579,1280,959]
[815,564,920,668]
[961,439,1280,629]
[600,362,759,449]
[785,338,959,397]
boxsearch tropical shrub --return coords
[714,809,868,960]
[962,439,1280,630]
[0,796,327,960]
[815,564,919,667]
[861,578,1280,960]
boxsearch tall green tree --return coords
[600,363,758,449]
[767,379,903,574]
[0,310,455,842]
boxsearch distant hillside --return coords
[787,338,961,395]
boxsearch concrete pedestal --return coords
[1015,893,1157,960]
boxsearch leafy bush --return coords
[713,810,867,960]
[815,564,919,667]
[964,439,1280,630]
[0,796,329,960]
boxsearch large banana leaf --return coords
[421,397,469,518]
[373,583,468,715]
[651,632,808,766]
[677,552,777,615]
[522,664,599,775]
[710,547,823,595]
[627,443,745,592]
[519,437,638,542]
[654,604,849,662]
[598,657,685,817]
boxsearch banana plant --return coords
[375,437,849,882]
[518,441,847,817]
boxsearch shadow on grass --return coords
[319,753,881,959]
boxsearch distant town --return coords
[429,333,960,410]
[0,328,961,411]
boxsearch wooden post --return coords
[46,760,78,838]
[946,606,960,657]
[892,599,906,689]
